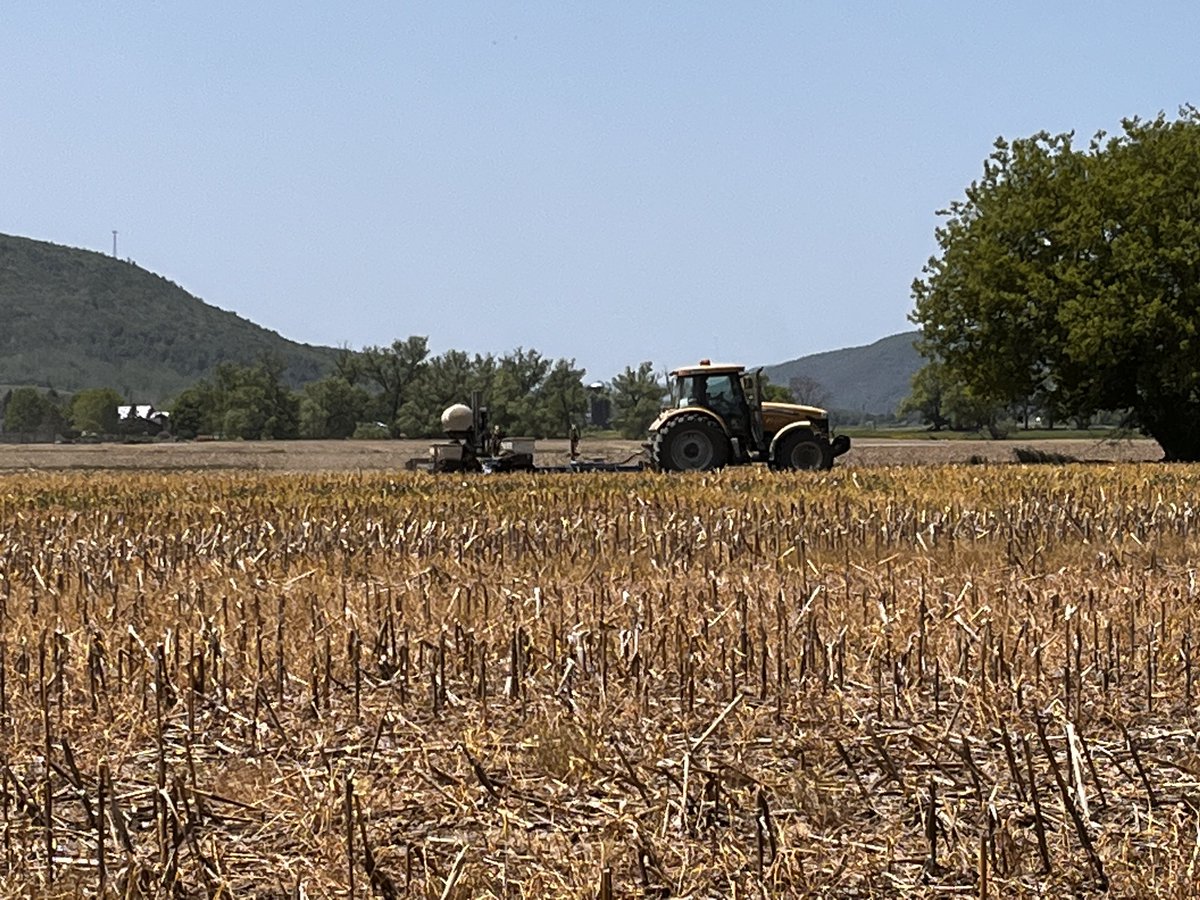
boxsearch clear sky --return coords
[3,3,1197,381]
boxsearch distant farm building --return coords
[118,404,170,433]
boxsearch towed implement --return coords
[409,360,849,474]
[405,392,643,474]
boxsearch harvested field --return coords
[1,462,1197,896]
[0,434,1163,473]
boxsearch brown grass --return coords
[0,434,1162,473]
[0,461,1196,896]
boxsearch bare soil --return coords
[0,435,1163,473]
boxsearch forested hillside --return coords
[0,234,336,402]
[763,331,920,418]
[0,232,920,424]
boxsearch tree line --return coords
[0,339,671,442]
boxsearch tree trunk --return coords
[1140,405,1200,461]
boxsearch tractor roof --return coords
[670,359,747,377]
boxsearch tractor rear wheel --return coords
[651,412,730,472]
[770,430,832,471]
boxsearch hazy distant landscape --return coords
[0,233,336,402]
[764,331,921,418]
[0,232,918,413]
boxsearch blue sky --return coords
[3,3,1197,381]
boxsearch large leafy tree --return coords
[215,356,300,440]
[3,387,65,435]
[170,385,210,439]
[394,349,496,437]
[535,358,587,437]
[69,387,123,434]
[169,356,299,440]
[359,336,430,433]
[610,362,666,439]
[911,108,1200,460]
[490,348,551,436]
[899,361,1006,434]
[385,347,584,439]
[299,376,371,439]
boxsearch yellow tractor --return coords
[647,360,850,472]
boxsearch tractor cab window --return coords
[673,373,744,412]
[706,375,739,414]
[674,375,703,408]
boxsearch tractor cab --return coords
[667,362,764,454]
[648,359,851,472]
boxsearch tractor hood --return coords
[761,401,828,434]
[762,401,827,420]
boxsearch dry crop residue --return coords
[0,464,1198,896]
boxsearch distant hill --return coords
[764,331,922,417]
[0,232,924,414]
[0,233,337,403]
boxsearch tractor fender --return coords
[649,406,732,437]
[768,421,816,457]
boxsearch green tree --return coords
[3,387,64,435]
[169,356,299,440]
[898,363,950,431]
[762,377,796,403]
[69,387,123,434]
[899,361,1007,433]
[299,376,371,439]
[610,362,666,439]
[171,384,214,439]
[535,358,587,437]
[429,349,496,407]
[332,345,365,386]
[257,356,301,439]
[490,348,551,436]
[213,356,299,440]
[911,108,1200,459]
[221,406,257,441]
[359,336,430,433]
[394,350,496,438]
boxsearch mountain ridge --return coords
[0,233,336,403]
[1,233,921,413]
[763,331,921,418]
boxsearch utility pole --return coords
[112,230,118,258]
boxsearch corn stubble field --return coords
[2,462,1200,897]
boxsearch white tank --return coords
[441,403,474,435]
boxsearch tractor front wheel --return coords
[770,430,833,471]
[651,412,730,472]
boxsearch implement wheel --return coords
[651,412,730,472]
[770,430,833,471]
